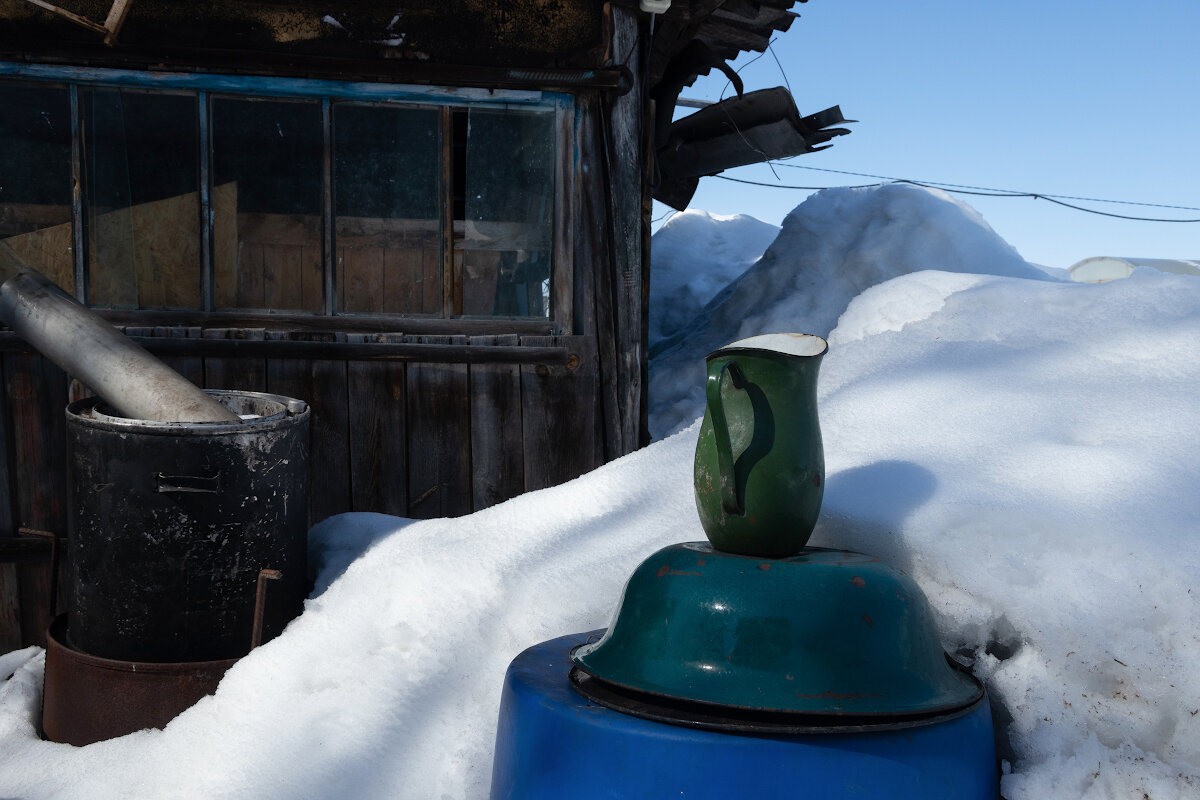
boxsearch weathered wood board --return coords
[469,334,524,510]
[346,333,408,516]
[405,335,472,518]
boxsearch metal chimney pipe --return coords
[0,242,240,424]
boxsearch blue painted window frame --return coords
[0,62,575,324]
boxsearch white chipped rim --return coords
[712,333,828,359]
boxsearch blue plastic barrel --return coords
[490,632,997,800]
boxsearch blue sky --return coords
[661,0,1200,269]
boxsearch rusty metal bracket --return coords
[0,528,61,616]
[0,532,52,564]
[250,569,283,650]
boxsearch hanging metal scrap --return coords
[653,87,853,210]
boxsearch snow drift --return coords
[2,184,1198,800]
[648,183,1050,437]
[648,209,779,345]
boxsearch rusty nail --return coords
[566,353,580,370]
[411,484,438,508]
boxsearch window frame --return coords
[0,62,575,332]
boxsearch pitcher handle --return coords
[707,360,747,515]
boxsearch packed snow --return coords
[2,184,1199,799]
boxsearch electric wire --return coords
[701,45,1198,223]
[718,40,774,101]
[767,41,793,96]
[714,174,1200,223]
[776,163,1200,212]
[674,26,1198,224]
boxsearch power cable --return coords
[718,40,774,101]
[703,49,1199,222]
[685,32,1199,223]
[776,163,1200,213]
[713,174,1200,223]
[767,41,793,96]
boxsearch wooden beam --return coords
[0,330,574,365]
[20,0,108,36]
[102,0,134,46]
[21,0,135,46]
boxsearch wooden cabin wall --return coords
[0,1,649,654]
[0,329,601,648]
[574,4,648,459]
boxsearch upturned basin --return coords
[572,542,982,719]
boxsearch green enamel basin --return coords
[572,543,982,718]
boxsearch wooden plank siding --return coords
[520,334,601,491]
[405,335,473,518]
[0,7,651,655]
[0,354,22,653]
[346,333,409,516]
[0,328,603,647]
[469,334,525,509]
[2,351,69,648]
[203,327,266,391]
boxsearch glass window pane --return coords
[461,107,555,318]
[83,89,201,309]
[0,82,74,293]
[212,97,323,312]
[334,103,442,315]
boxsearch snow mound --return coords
[649,209,780,345]
[648,183,1054,437]
[0,432,702,799]
[3,183,1198,800]
[815,268,1200,800]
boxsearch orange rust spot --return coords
[862,613,874,627]
[850,576,866,588]
[657,564,702,577]
[757,563,771,571]
[813,473,821,487]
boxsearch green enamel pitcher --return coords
[694,333,827,558]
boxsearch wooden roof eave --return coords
[652,87,851,210]
[2,1,613,74]
[645,2,853,211]
[647,0,800,88]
